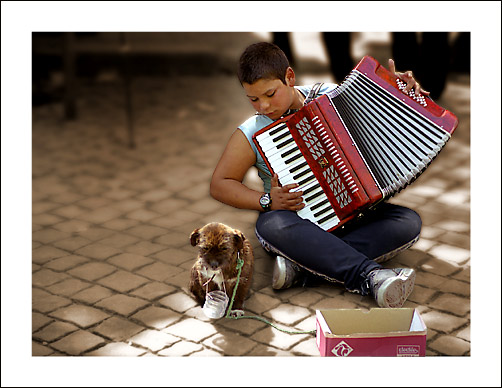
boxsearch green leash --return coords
[224,254,317,336]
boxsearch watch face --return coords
[260,194,270,206]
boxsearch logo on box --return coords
[332,341,354,357]
[397,345,420,356]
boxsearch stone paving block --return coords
[51,330,106,355]
[429,244,470,266]
[32,341,55,356]
[262,301,313,326]
[95,294,150,316]
[150,198,190,215]
[151,248,195,266]
[52,219,92,233]
[76,226,116,242]
[32,246,70,264]
[130,281,175,301]
[244,292,282,315]
[428,335,470,356]
[49,304,110,328]
[164,318,219,342]
[102,188,137,201]
[415,271,448,289]
[33,320,79,342]
[163,270,191,289]
[46,278,93,297]
[437,231,470,250]
[86,342,147,356]
[189,347,223,356]
[433,219,470,234]
[101,218,140,231]
[107,252,155,271]
[250,325,310,351]
[217,315,268,335]
[185,197,225,215]
[290,337,320,356]
[51,204,87,219]
[32,213,64,226]
[419,256,461,276]
[32,312,53,332]
[420,310,469,334]
[202,329,257,356]
[123,240,167,256]
[129,329,180,352]
[158,292,199,313]
[97,233,141,249]
[137,262,186,282]
[157,341,204,356]
[438,278,470,297]
[247,344,294,356]
[312,296,359,311]
[97,270,150,293]
[32,201,61,215]
[68,262,117,281]
[32,289,72,313]
[154,231,192,249]
[429,293,470,317]
[131,306,182,329]
[456,326,470,343]
[52,236,93,252]
[72,285,115,304]
[93,316,144,341]
[406,284,437,305]
[77,196,112,209]
[126,225,169,240]
[50,191,84,205]
[125,208,162,222]
[75,243,122,260]
[32,268,70,287]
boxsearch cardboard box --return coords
[316,308,427,357]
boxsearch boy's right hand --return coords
[270,174,305,211]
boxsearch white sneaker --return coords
[272,256,303,290]
[367,268,416,308]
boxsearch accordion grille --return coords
[329,71,451,197]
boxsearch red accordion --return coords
[253,56,458,232]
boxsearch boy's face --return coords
[242,68,297,121]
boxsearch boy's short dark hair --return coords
[238,42,290,85]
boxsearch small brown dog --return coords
[189,222,254,316]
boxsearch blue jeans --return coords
[255,203,422,295]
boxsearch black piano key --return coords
[273,131,290,143]
[293,168,310,181]
[313,204,332,218]
[318,212,337,225]
[297,174,316,187]
[303,190,324,205]
[269,124,288,137]
[289,161,308,173]
[303,183,321,196]
[284,151,303,165]
[277,137,295,150]
[282,146,300,159]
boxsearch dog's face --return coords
[190,222,244,271]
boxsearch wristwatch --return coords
[259,193,272,212]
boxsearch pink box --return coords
[316,308,427,357]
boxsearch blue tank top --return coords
[238,83,337,192]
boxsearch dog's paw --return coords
[228,309,245,318]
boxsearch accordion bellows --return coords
[253,56,458,232]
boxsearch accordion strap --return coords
[304,82,324,105]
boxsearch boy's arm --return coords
[210,130,304,212]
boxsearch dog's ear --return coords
[233,231,245,250]
[190,229,200,246]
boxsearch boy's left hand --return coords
[388,58,430,97]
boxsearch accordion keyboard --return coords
[254,122,340,231]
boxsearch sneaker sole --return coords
[376,268,416,308]
[272,256,287,290]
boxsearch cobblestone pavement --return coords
[29,33,473,360]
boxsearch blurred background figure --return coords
[273,31,470,100]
